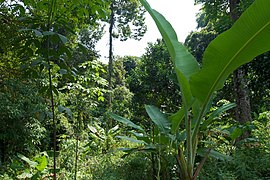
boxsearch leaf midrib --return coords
[202,19,270,108]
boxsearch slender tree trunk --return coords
[233,68,251,124]
[108,2,115,128]
[74,114,81,180]
[230,0,251,125]
[47,1,57,177]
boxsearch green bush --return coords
[57,133,153,180]
[0,79,48,163]
[199,111,270,179]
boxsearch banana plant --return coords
[111,0,270,179]
[16,152,49,179]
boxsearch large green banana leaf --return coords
[139,0,199,106]
[191,0,270,106]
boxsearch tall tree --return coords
[107,0,147,123]
[229,0,251,124]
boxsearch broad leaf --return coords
[129,131,151,144]
[88,125,97,134]
[59,69,67,75]
[139,0,199,106]
[153,133,171,145]
[57,33,68,44]
[116,136,146,144]
[35,155,47,172]
[198,148,232,161]
[108,125,119,134]
[139,0,199,78]
[145,105,170,133]
[109,113,145,132]
[191,0,270,106]
[43,31,55,36]
[169,107,184,134]
[230,127,243,140]
[175,69,194,106]
[58,105,72,118]
[119,145,156,153]
[17,153,38,168]
[33,29,43,37]
[201,103,236,129]
[119,145,157,158]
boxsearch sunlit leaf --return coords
[34,155,47,172]
[17,153,38,168]
[17,172,33,179]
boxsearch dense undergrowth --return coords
[0,111,269,179]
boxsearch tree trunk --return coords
[108,2,115,128]
[230,0,251,125]
[233,68,251,124]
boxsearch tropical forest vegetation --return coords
[0,0,269,179]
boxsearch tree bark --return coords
[233,68,251,124]
[108,2,115,128]
[230,0,252,124]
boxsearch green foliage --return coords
[87,122,120,153]
[0,79,48,162]
[57,133,152,179]
[1,0,270,179]
[90,152,152,180]
[110,113,145,132]
[111,112,179,179]
[184,31,217,63]
[128,40,181,126]
[195,0,254,32]
[191,0,270,113]
[16,152,49,179]
[200,148,270,179]
[111,86,134,119]
[110,0,147,41]
[195,0,233,32]
[136,0,270,178]
[247,53,270,111]
[190,0,270,105]
[0,152,51,179]
[252,111,270,151]
[199,113,270,179]
[145,105,171,134]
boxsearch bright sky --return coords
[96,0,201,63]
